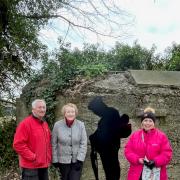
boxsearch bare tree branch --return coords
[23,13,130,38]
[0,99,16,106]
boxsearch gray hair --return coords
[32,99,46,109]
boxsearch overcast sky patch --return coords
[39,0,180,54]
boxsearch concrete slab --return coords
[129,70,180,86]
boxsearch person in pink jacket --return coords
[124,107,172,180]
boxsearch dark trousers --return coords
[58,162,83,180]
[99,149,120,180]
[22,168,49,180]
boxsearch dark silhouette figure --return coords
[88,97,132,180]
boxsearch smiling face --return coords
[32,101,46,120]
[64,106,76,121]
[141,118,155,131]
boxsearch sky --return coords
[117,0,180,54]
[39,0,180,54]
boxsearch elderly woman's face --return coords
[141,118,155,131]
[64,106,76,121]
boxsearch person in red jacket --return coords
[124,107,172,180]
[13,99,52,180]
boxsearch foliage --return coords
[72,44,108,76]
[108,42,158,71]
[78,64,108,77]
[164,43,180,71]
[0,0,50,102]
[0,117,18,171]
[0,0,133,104]
[0,104,4,117]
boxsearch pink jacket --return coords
[124,128,172,180]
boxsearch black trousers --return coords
[22,168,49,180]
[58,162,83,180]
[99,149,120,180]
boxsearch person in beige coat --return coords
[52,103,87,180]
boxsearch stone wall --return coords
[16,71,180,179]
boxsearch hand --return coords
[144,160,155,170]
[77,160,83,166]
[75,160,83,171]
[148,160,155,169]
[139,158,144,164]
[52,162,60,168]
[120,123,132,138]
[143,159,148,165]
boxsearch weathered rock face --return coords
[17,70,180,180]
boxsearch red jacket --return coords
[13,115,52,168]
[124,128,172,180]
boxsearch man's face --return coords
[32,101,46,119]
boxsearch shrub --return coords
[0,118,18,171]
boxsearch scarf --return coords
[65,118,74,128]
